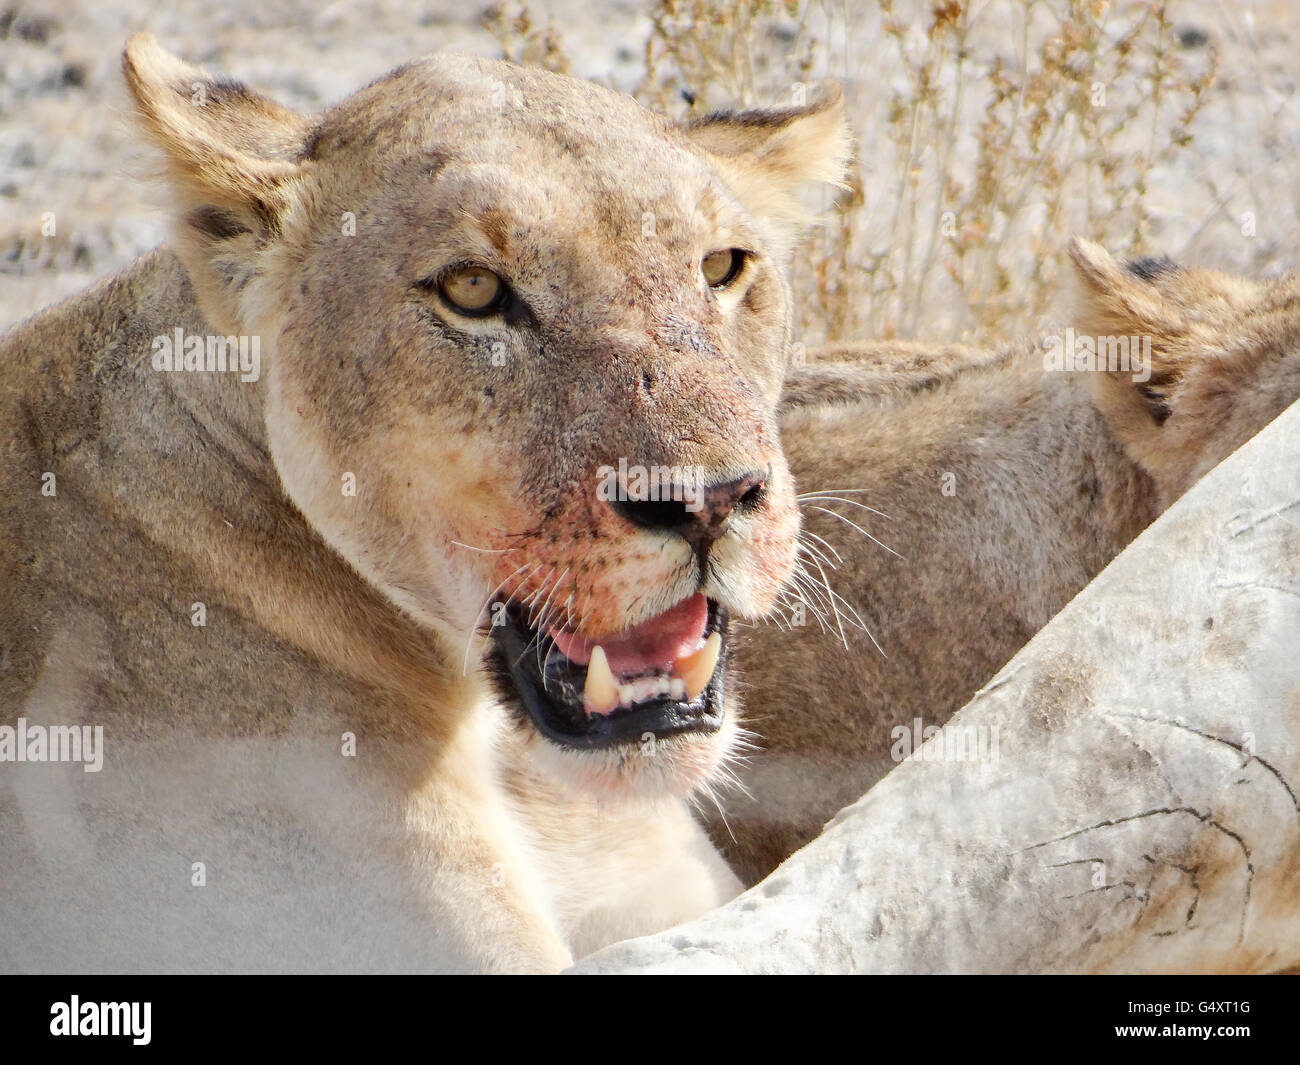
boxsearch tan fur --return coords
[1070,238,1300,507]
[719,343,1155,881]
[9,33,1290,968]
[720,242,1300,885]
[0,37,847,971]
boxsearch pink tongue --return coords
[548,594,709,674]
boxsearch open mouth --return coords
[489,592,728,750]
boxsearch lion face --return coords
[124,40,848,798]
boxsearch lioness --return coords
[0,36,848,972]
[721,239,1300,884]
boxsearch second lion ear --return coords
[123,33,312,330]
[680,82,851,258]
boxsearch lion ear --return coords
[123,33,310,328]
[1067,236,1194,471]
[682,82,851,257]
[1067,237,1184,339]
[124,33,309,235]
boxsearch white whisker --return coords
[800,528,845,567]
[807,505,904,560]
[787,566,835,634]
[450,539,516,554]
[796,535,840,571]
[789,569,837,632]
[461,560,540,676]
[796,487,892,514]
[799,494,893,521]
[805,550,850,649]
[533,567,570,681]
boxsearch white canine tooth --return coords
[584,646,619,713]
[675,632,721,701]
[669,678,686,701]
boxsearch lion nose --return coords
[608,469,768,547]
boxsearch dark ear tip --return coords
[1125,255,1180,282]
[187,205,252,242]
[684,80,844,135]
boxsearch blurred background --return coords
[2,0,1296,347]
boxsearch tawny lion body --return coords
[722,242,1300,884]
[4,32,1296,973]
[0,37,848,972]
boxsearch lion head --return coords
[123,35,849,799]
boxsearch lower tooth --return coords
[617,684,634,705]
[675,631,721,700]
[669,678,686,700]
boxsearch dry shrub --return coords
[487,1,1217,346]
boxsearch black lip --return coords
[488,599,728,750]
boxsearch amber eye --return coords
[702,248,747,289]
[438,266,505,316]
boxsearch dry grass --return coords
[5,1,1291,337]
[489,0,1219,346]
